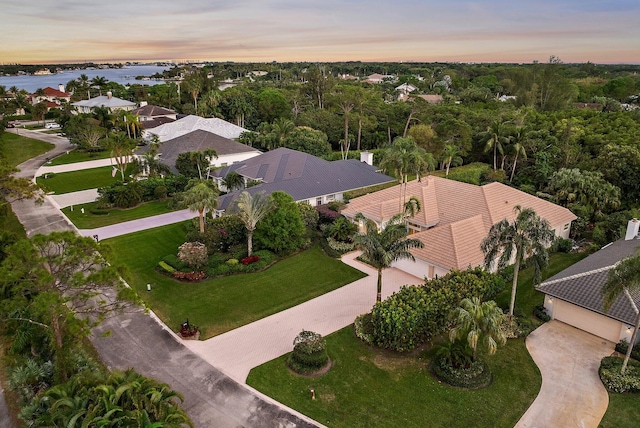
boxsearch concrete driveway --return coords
[515,321,614,428]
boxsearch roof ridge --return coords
[539,265,614,286]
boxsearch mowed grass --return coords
[0,132,53,166]
[494,251,588,321]
[247,327,541,428]
[49,149,111,166]
[600,393,640,427]
[104,223,366,338]
[62,200,174,229]
[36,165,131,194]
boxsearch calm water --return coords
[0,65,170,92]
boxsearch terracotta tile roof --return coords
[343,175,576,271]
[42,87,71,98]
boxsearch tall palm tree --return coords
[482,119,510,171]
[107,132,135,181]
[270,118,295,148]
[449,297,506,360]
[189,149,217,180]
[354,213,424,302]
[602,254,640,374]
[481,206,555,316]
[442,144,463,177]
[179,180,219,233]
[230,191,274,257]
[509,128,528,182]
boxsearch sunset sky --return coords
[2,0,639,64]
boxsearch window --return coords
[563,223,569,231]
[327,194,335,202]
[316,197,323,206]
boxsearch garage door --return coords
[553,299,621,343]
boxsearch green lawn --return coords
[104,224,366,338]
[247,327,540,428]
[600,393,640,427]
[0,132,53,167]
[49,149,112,166]
[494,251,588,321]
[36,165,131,194]
[62,200,174,229]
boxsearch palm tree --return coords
[270,118,295,148]
[230,191,274,256]
[179,180,219,233]
[403,196,421,220]
[482,119,510,171]
[442,144,463,177]
[107,132,135,181]
[509,128,528,183]
[222,171,244,192]
[189,149,217,180]
[354,213,424,302]
[602,254,640,374]
[481,206,555,316]
[449,296,506,360]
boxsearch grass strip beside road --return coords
[0,132,53,166]
[247,327,540,428]
[104,223,366,339]
[49,149,112,166]
[62,200,175,229]
[36,165,130,194]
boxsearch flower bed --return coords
[241,255,260,265]
[172,271,206,281]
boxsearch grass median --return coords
[37,165,131,194]
[62,200,175,229]
[0,132,53,166]
[104,222,366,338]
[49,149,112,166]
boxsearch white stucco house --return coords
[537,219,640,344]
[143,115,248,142]
[72,91,136,113]
[342,176,576,280]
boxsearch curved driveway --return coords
[515,321,613,428]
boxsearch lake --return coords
[0,65,170,92]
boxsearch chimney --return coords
[360,151,373,166]
[107,91,113,99]
[59,84,65,93]
[139,101,148,107]
[625,219,640,240]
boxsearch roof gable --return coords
[146,115,248,141]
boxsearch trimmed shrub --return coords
[162,254,184,270]
[226,258,239,265]
[158,261,175,273]
[599,356,640,393]
[533,304,551,322]
[432,354,492,389]
[551,237,573,253]
[316,204,341,223]
[615,339,640,361]
[354,313,374,345]
[287,331,329,374]
[90,208,109,215]
[241,255,260,265]
[327,201,346,212]
[154,185,168,200]
[178,242,208,269]
[370,268,505,352]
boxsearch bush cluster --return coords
[287,331,329,374]
[432,354,492,389]
[316,204,341,223]
[186,216,246,254]
[533,304,551,322]
[550,237,573,253]
[206,250,275,277]
[370,268,505,352]
[158,261,175,273]
[599,356,640,393]
[172,271,206,281]
[615,339,640,361]
[177,241,208,269]
[241,255,260,265]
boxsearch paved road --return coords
[515,321,613,428]
[186,251,423,382]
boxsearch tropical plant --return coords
[442,144,464,177]
[222,171,244,192]
[481,119,510,171]
[106,132,135,181]
[481,206,555,316]
[602,254,640,374]
[354,213,424,302]
[229,191,274,256]
[449,297,506,359]
[178,179,219,233]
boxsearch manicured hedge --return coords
[600,356,640,393]
[369,268,505,352]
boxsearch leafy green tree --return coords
[602,255,640,374]
[283,126,331,157]
[229,191,274,257]
[449,297,506,359]
[481,206,555,316]
[354,213,424,302]
[255,191,306,254]
[32,102,48,127]
[175,149,217,179]
[0,232,138,381]
[178,179,219,233]
[256,88,289,123]
[598,144,640,204]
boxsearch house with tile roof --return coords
[144,115,248,142]
[30,85,72,106]
[341,176,576,280]
[211,148,395,211]
[537,219,640,344]
[72,91,136,113]
[135,129,261,175]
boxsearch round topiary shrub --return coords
[287,330,329,375]
[432,351,492,389]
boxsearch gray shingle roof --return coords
[213,148,394,210]
[537,236,640,325]
[133,104,176,117]
[136,129,259,174]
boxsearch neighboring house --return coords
[144,115,248,142]
[365,73,396,84]
[72,91,136,113]
[211,148,394,211]
[342,176,576,280]
[29,85,71,106]
[135,129,261,175]
[132,103,177,122]
[396,83,418,94]
[537,219,640,344]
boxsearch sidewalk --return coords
[184,251,423,383]
[79,209,196,240]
